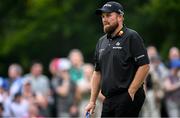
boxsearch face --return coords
[101,12,121,33]
[31,64,43,77]
[147,46,158,59]
[24,83,31,92]
[169,47,179,60]
[8,68,19,79]
[57,69,69,80]
[69,52,83,68]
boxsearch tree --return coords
[0,0,179,76]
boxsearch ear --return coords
[117,15,123,22]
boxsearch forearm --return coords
[167,84,180,91]
[90,71,101,104]
[164,79,180,92]
[129,64,150,93]
[56,80,69,96]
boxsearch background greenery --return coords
[0,0,179,76]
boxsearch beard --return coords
[103,21,118,34]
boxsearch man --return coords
[85,1,150,117]
[25,61,50,96]
[52,58,78,117]
[8,64,24,98]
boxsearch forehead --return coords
[101,12,118,16]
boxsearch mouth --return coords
[103,24,110,27]
[103,22,109,26]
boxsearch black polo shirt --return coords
[94,27,149,97]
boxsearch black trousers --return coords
[101,88,145,117]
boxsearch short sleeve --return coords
[130,32,149,66]
[94,41,101,71]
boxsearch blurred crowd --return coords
[140,46,180,118]
[0,49,104,118]
[0,46,179,118]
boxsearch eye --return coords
[101,14,105,18]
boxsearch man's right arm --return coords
[85,71,101,114]
[90,71,101,104]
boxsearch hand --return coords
[69,105,78,116]
[70,105,78,114]
[85,102,96,115]
[128,89,136,101]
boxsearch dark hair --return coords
[0,102,4,111]
[13,92,22,101]
[31,60,43,66]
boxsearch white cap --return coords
[58,58,71,71]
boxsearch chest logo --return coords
[113,42,122,49]
[115,42,120,46]
[113,47,122,49]
[99,49,105,53]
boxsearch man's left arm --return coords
[129,31,150,100]
[128,64,149,100]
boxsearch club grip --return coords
[86,112,90,118]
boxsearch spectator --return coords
[27,103,44,118]
[49,58,61,117]
[21,79,34,105]
[52,58,78,117]
[0,77,10,117]
[49,58,59,77]
[25,61,50,96]
[147,46,158,58]
[167,47,179,68]
[0,77,8,103]
[35,93,50,117]
[164,59,180,117]
[49,58,60,100]
[0,77,9,92]
[78,64,93,117]
[0,102,5,118]
[141,46,169,117]
[9,92,29,117]
[8,63,24,98]
[78,63,103,118]
[68,49,84,83]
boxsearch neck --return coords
[111,24,123,37]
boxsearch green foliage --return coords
[0,0,179,75]
[137,0,180,57]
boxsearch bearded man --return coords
[85,1,150,117]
